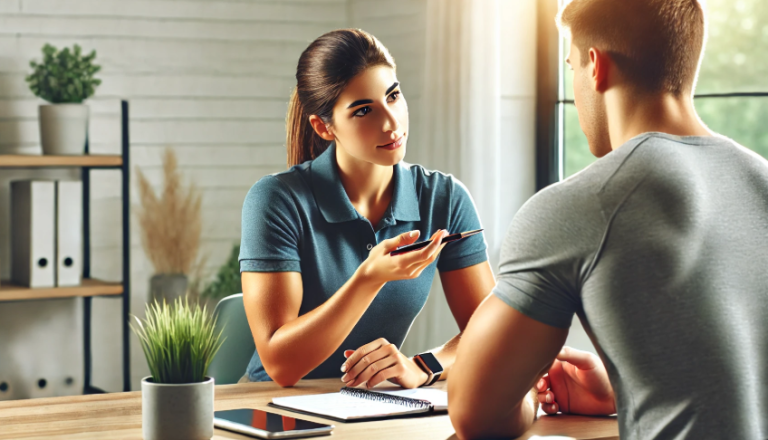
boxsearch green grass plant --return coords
[131,297,225,384]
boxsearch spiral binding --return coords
[340,387,432,409]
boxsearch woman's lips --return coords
[378,135,405,151]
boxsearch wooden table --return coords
[0,379,618,439]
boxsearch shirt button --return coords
[367,243,373,251]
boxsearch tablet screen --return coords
[215,409,331,433]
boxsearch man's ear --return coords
[308,115,335,141]
[588,47,610,93]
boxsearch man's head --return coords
[557,0,707,156]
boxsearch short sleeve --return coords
[436,176,489,272]
[492,182,606,328]
[239,176,302,273]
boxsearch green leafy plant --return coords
[202,244,242,301]
[130,297,225,384]
[25,43,101,104]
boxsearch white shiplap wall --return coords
[0,0,349,396]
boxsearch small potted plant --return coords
[25,43,101,155]
[131,297,224,440]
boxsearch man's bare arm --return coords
[448,295,569,439]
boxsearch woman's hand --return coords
[536,346,616,416]
[340,338,429,389]
[356,229,448,285]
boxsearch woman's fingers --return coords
[399,229,447,268]
[346,353,398,388]
[341,338,390,381]
[381,230,420,252]
[366,362,405,389]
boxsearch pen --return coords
[389,229,484,256]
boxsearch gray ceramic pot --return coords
[149,273,188,304]
[141,376,214,440]
[38,104,89,155]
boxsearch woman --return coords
[240,29,495,389]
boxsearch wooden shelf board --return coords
[0,155,122,168]
[0,278,123,302]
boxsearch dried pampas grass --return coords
[135,148,203,275]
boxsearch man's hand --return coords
[536,346,616,416]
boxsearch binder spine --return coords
[339,387,432,409]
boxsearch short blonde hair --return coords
[557,0,706,95]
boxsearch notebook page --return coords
[376,388,448,411]
[272,392,428,421]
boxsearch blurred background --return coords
[0,0,763,398]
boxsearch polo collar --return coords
[310,144,421,224]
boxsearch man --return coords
[448,1,768,439]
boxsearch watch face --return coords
[418,352,443,374]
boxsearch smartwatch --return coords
[413,352,443,387]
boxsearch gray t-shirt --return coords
[494,132,767,440]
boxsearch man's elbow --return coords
[450,400,529,440]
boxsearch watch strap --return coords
[425,371,441,386]
[414,353,443,387]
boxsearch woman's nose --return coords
[382,106,400,134]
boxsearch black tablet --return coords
[214,408,334,439]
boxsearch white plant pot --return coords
[38,104,89,155]
[141,376,214,440]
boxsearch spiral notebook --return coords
[270,386,447,422]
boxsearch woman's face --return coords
[328,65,408,167]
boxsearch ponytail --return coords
[284,29,396,168]
[286,88,330,168]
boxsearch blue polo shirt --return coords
[239,144,488,382]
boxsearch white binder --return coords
[11,181,56,288]
[56,181,83,287]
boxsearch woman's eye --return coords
[353,106,371,117]
[387,91,400,102]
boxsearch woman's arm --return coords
[242,229,448,387]
[341,261,495,388]
[430,260,496,381]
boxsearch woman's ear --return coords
[308,115,335,141]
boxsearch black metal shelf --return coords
[1,100,132,394]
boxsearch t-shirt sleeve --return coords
[436,176,489,272]
[492,183,606,328]
[239,175,302,273]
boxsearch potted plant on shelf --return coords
[131,297,224,440]
[136,148,204,303]
[25,43,101,156]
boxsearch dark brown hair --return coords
[285,29,396,168]
[556,0,706,95]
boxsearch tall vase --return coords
[149,274,189,304]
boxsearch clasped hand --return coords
[536,346,616,416]
[340,338,429,389]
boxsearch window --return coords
[555,0,768,180]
